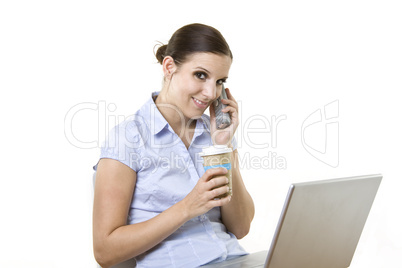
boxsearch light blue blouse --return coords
[96,92,247,267]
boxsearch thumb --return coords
[209,101,216,121]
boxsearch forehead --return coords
[181,52,232,75]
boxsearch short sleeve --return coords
[97,119,143,172]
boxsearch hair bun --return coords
[154,24,232,67]
[155,44,168,64]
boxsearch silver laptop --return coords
[202,174,382,268]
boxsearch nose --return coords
[202,82,218,100]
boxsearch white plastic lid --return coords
[199,145,232,157]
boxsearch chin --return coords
[185,105,207,120]
[188,113,203,120]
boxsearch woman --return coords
[93,23,255,268]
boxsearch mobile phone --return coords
[214,84,231,129]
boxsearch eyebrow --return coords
[195,67,211,74]
[194,66,229,80]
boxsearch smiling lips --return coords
[192,97,209,108]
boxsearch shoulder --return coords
[109,113,149,146]
[119,113,148,133]
[114,96,154,140]
[100,113,147,172]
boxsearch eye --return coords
[217,79,227,85]
[195,72,207,80]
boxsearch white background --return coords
[1,0,401,267]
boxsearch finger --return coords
[208,185,230,199]
[207,175,229,190]
[221,98,238,110]
[210,194,232,207]
[201,167,228,182]
[222,106,238,115]
[225,87,236,102]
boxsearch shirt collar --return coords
[141,91,169,136]
[196,114,211,134]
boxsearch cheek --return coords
[182,80,200,97]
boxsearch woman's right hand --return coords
[180,167,231,220]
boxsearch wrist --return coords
[212,140,233,147]
[227,143,233,150]
[175,199,192,222]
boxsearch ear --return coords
[162,56,176,80]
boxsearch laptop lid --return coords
[265,174,382,268]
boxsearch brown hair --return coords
[155,23,233,66]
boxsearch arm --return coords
[208,87,255,239]
[220,148,255,239]
[93,158,231,267]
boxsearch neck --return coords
[154,89,195,133]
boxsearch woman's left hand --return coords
[209,87,239,145]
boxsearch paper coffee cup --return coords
[199,145,233,198]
